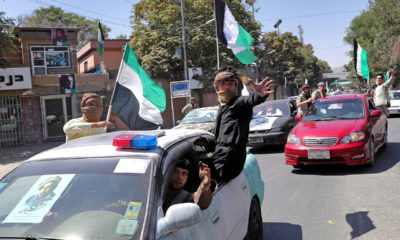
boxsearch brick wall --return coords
[21,96,43,144]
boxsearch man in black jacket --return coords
[213,71,274,182]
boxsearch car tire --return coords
[244,198,263,240]
[368,139,375,167]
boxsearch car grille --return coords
[303,137,338,146]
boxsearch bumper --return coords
[285,141,370,166]
[388,107,400,115]
[248,131,287,147]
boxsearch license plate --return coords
[308,149,330,159]
[249,137,263,144]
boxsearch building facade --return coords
[0,27,109,147]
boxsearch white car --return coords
[388,90,400,116]
[0,129,265,240]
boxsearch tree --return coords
[17,6,111,47]
[116,34,128,39]
[0,12,16,66]
[345,0,400,76]
[131,0,261,89]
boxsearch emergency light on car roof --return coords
[113,134,157,149]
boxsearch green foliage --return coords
[345,0,400,76]
[131,0,260,89]
[258,32,329,86]
[0,11,16,66]
[17,6,111,47]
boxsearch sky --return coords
[1,0,370,69]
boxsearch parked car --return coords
[285,94,387,168]
[173,106,219,133]
[388,90,400,116]
[0,129,264,239]
[248,99,297,147]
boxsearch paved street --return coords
[1,118,399,240]
[255,117,400,240]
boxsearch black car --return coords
[248,99,297,147]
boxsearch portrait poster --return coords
[51,28,68,46]
[59,74,76,94]
[3,174,75,224]
[188,67,203,89]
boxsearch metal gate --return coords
[0,96,23,147]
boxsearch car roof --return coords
[28,129,212,162]
[318,94,366,101]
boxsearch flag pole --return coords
[214,0,220,70]
[105,44,127,123]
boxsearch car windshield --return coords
[390,92,400,100]
[253,102,290,117]
[0,157,152,240]
[302,98,365,121]
[181,108,218,124]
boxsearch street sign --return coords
[170,80,190,98]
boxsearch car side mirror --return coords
[294,115,302,121]
[370,110,382,118]
[157,203,202,238]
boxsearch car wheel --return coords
[368,139,375,167]
[244,198,263,240]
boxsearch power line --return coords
[28,0,131,28]
[48,0,128,23]
[261,10,360,22]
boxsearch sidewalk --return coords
[1,141,63,163]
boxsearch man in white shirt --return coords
[373,67,396,116]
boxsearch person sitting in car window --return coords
[163,158,212,213]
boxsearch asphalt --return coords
[0,141,64,178]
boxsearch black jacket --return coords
[213,93,267,182]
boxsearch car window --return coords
[253,102,290,117]
[303,98,365,121]
[0,158,152,240]
[181,108,218,124]
[390,92,400,100]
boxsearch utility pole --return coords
[180,0,188,80]
[298,25,304,44]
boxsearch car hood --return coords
[249,116,291,132]
[173,122,215,133]
[292,119,366,137]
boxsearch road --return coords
[256,117,400,240]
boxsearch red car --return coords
[285,94,387,168]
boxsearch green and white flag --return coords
[110,44,166,130]
[215,0,257,64]
[98,21,105,56]
[353,39,369,79]
[384,69,390,82]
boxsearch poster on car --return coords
[59,74,76,94]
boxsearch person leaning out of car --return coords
[311,82,327,101]
[63,93,116,142]
[163,158,212,213]
[295,84,312,115]
[373,66,396,117]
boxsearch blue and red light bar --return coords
[113,134,157,149]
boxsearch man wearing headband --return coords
[63,93,115,142]
[212,70,274,182]
[163,158,212,213]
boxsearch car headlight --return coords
[341,131,365,144]
[287,134,301,145]
[270,127,283,133]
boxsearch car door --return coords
[367,98,385,145]
[158,135,226,240]
[212,173,251,239]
